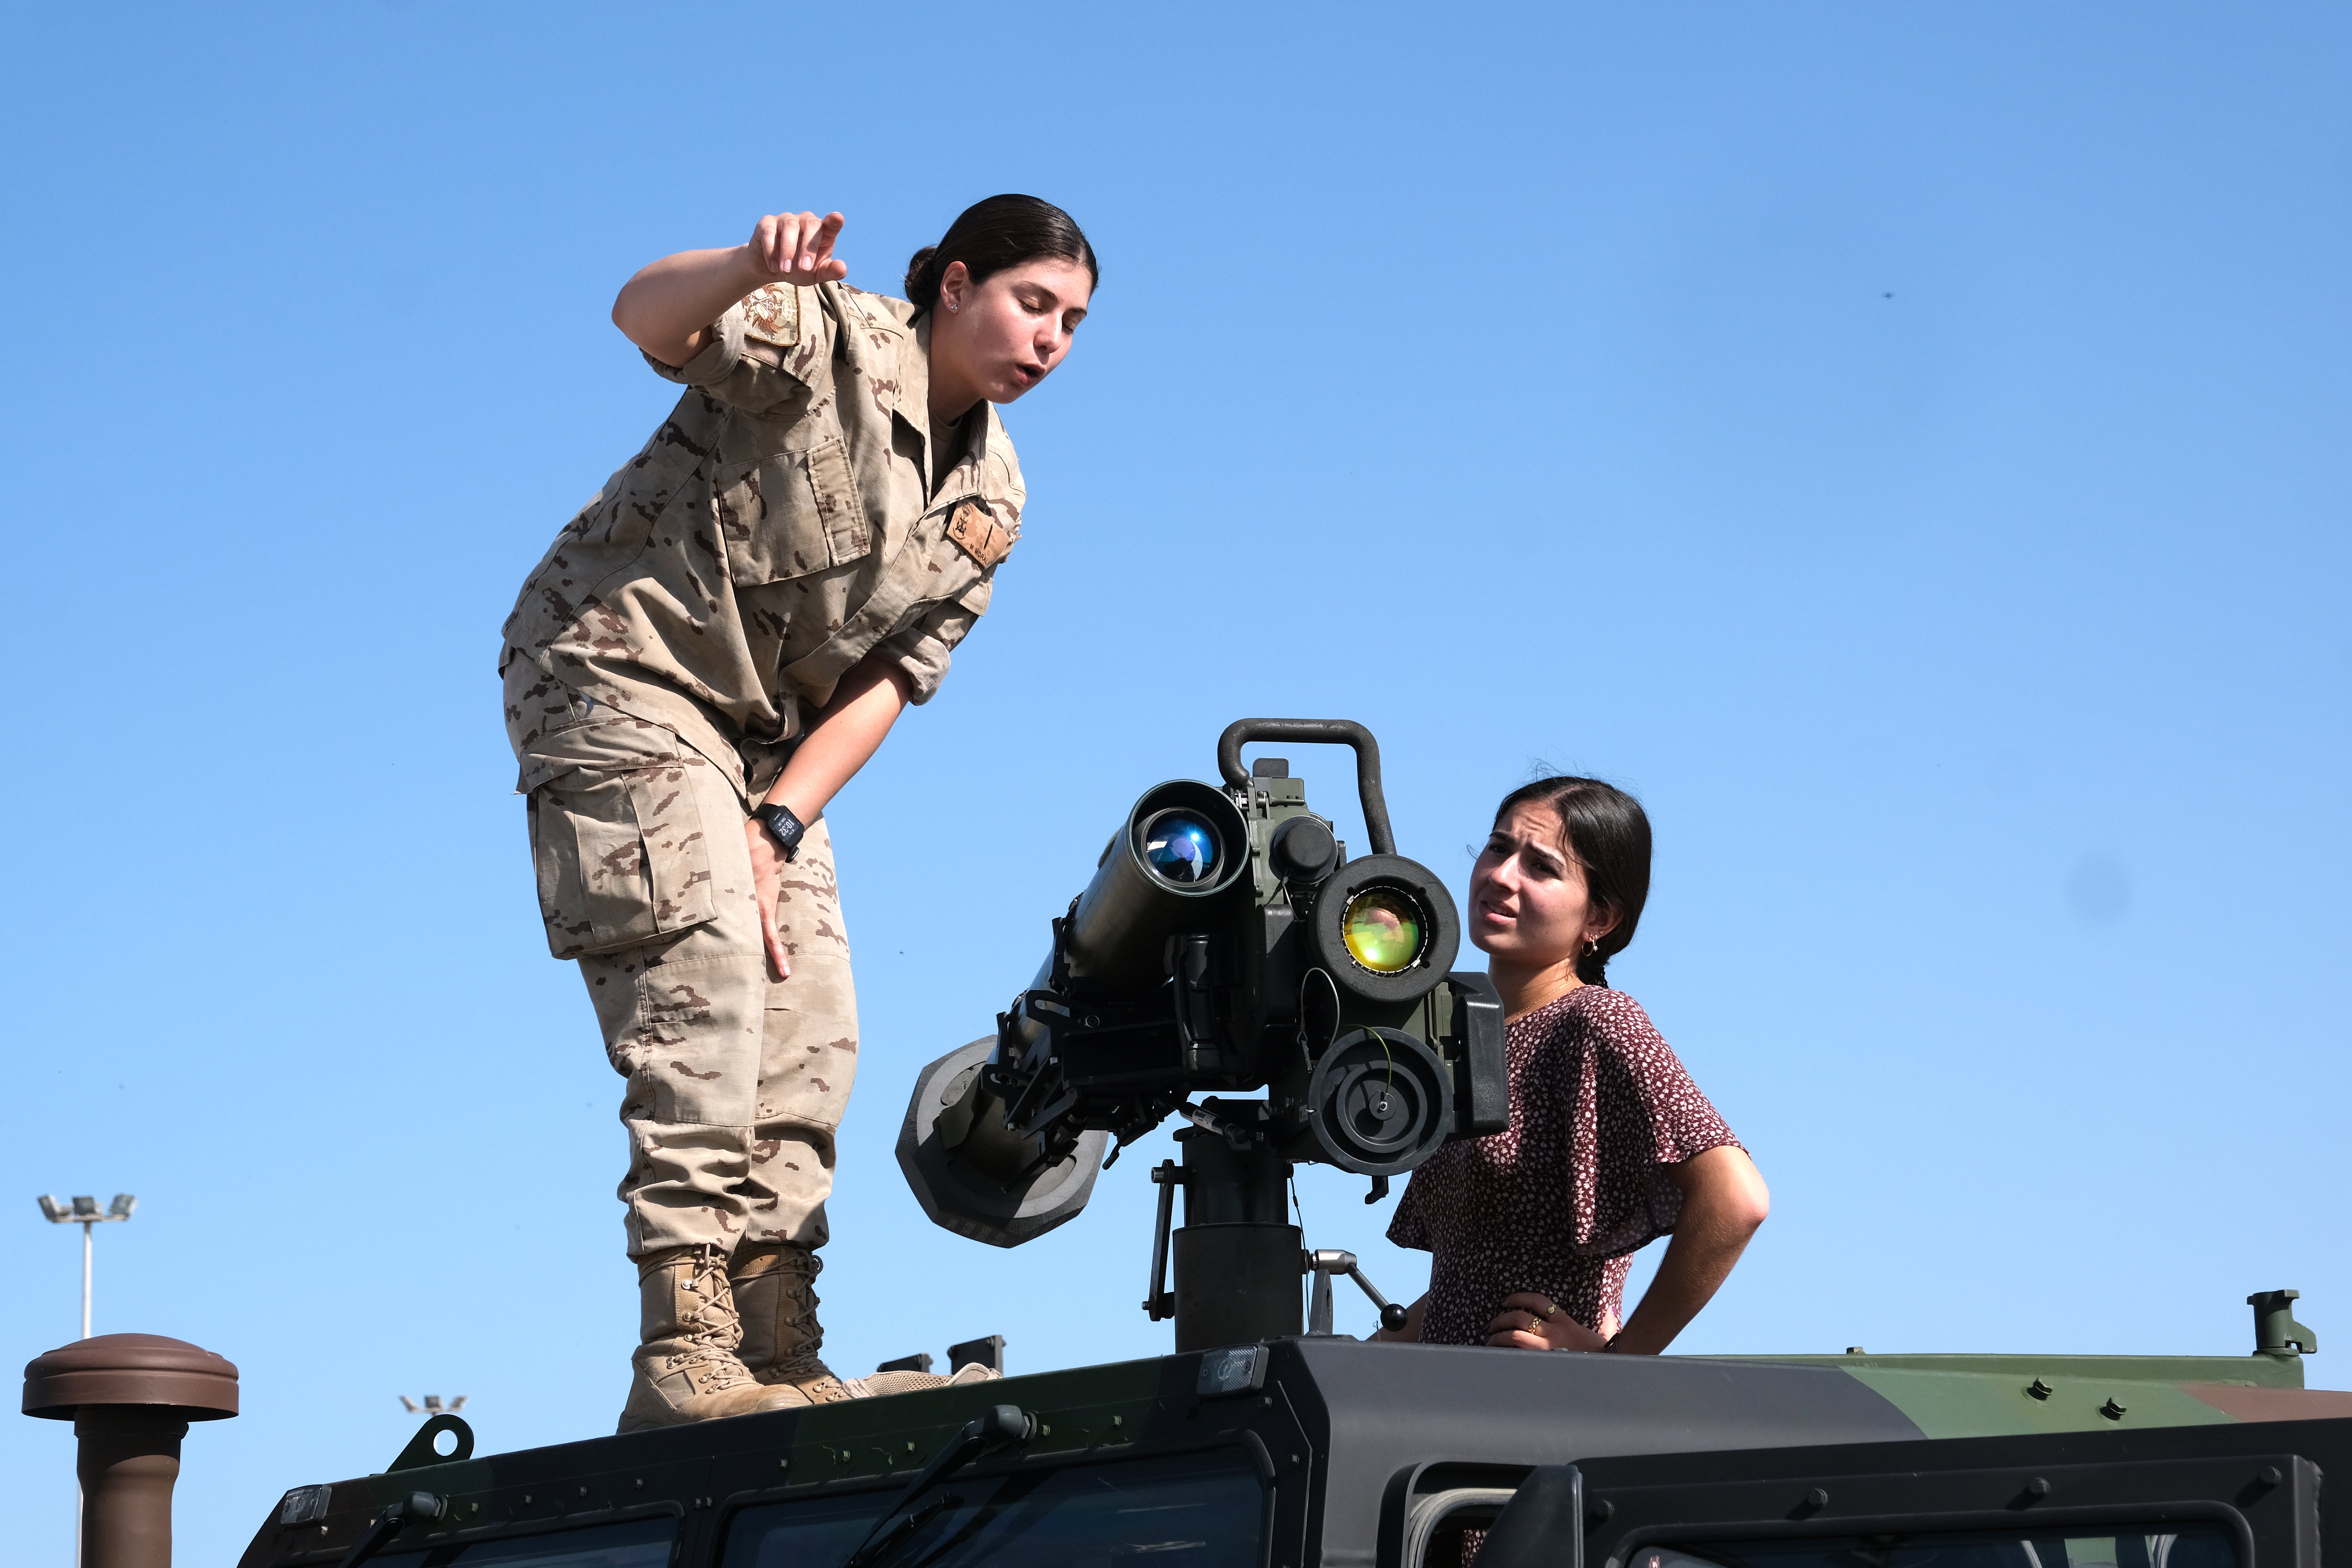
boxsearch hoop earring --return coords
[1583,939,1600,958]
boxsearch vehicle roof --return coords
[237,1340,2342,1568]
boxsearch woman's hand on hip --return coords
[747,210,848,286]
[744,818,794,982]
[1486,1292,1610,1351]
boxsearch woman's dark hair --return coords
[1491,776,1652,988]
[904,194,1098,320]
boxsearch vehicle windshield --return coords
[374,1514,677,1567]
[1636,1525,2238,1568]
[721,1450,1266,1568]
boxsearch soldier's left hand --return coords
[744,818,795,982]
[1487,1292,1611,1351]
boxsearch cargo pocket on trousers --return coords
[529,766,720,959]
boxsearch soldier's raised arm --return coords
[611,209,849,369]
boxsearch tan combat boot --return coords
[616,1246,811,1433]
[732,1243,870,1404]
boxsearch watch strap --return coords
[753,802,807,861]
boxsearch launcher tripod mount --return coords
[1140,1107,1413,1350]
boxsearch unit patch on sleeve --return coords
[740,283,801,345]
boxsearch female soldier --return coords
[1375,777,1770,1353]
[500,196,1096,1431]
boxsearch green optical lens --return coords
[1341,890,1424,973]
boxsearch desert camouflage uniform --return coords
[501,280,1025,1257]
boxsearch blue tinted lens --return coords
[1144,814,1219,885]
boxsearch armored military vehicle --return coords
[236,721,2352,1568]
[240,1290,2346,1568]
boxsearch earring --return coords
[1583,939,1599,958]
[947,300,959,313]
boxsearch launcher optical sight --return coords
[899,719,1507,1349]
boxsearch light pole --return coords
[37,1193,136,1565]
[37,1194,136,1340]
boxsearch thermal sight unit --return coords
[900,719,1507,1349]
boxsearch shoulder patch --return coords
[946,501,1017,571]
[741,284,800,346]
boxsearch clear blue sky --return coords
[4,3,2346,1561]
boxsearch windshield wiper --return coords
[334,1490,448,1568]
[847,1493,964,1568]
[838,1404,1036,1568]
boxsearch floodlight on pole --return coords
[36,1191,136,1567]
[36,1192,136,1340]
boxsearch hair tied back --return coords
[1490,776,1653,988]
[902,194,1098,321]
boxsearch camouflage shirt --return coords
[502,280,1025,803]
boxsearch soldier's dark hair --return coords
[1491,776,1652,988]
[905,194,1098,321]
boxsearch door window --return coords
[1634,1526,2237,1568]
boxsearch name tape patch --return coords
[946,501,1017,571]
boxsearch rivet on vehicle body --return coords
[522,1494,532,1504]
[635,1479,647,1489]
[2101,1399,2128,1420]
[577,1487,588,1498]
[2027,1378,2053,1400]
[1591,1500,1616,1524]
[2259,1466,2283,1487]
[1804,1489,1828,1510]
[2027,1478,2052,1498]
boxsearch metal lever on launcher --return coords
[1305,1248,1409,1336]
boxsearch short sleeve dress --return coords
[1387,985,1741,1345]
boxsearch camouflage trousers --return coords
[505,661,856,1259]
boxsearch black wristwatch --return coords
[753,802,808,861]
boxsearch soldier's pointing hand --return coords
[748,210,848,287]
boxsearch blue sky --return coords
[3,3,2346,1561]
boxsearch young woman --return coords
[499,196,1096,1430]
[1376,778,1769,1352]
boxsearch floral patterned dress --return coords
[1387,986,1740,1345]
